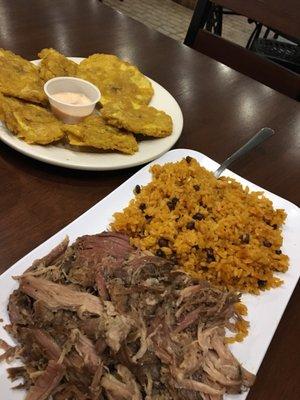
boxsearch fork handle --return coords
[214,127,274,179]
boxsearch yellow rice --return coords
[111,157,289,295]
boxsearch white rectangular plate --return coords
[0,149,299,399]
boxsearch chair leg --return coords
[246,22,262,49]
[184,0,213,47]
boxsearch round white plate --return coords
[0,57,183,170]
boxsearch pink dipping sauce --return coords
[51,92,91,106]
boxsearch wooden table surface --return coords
[0,0,299,398]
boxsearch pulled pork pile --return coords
[1,232,254,399]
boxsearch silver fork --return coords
[214,127,275,179]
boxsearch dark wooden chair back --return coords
[216,0,300,39]
[186,0,300,100]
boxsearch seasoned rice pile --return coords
[112,157,289,294]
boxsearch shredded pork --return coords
[1,232,254,399]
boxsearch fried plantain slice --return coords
[0,94,64,144]
[77,54,153,105]
[101,99,173,138]
[67,132,86,147]
[0,48,46,104]
[38,48,78,82]
[63,114,138,154]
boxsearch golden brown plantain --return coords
[63,114,138,154]
[0,94,64,144]
[38,48,78,82]
[0,48,46,104]
[101,99,173,138]
[77,54,153,105]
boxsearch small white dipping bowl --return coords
[44,77,101,124]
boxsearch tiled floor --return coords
[103,0,254,46]
[103,0,193,42]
